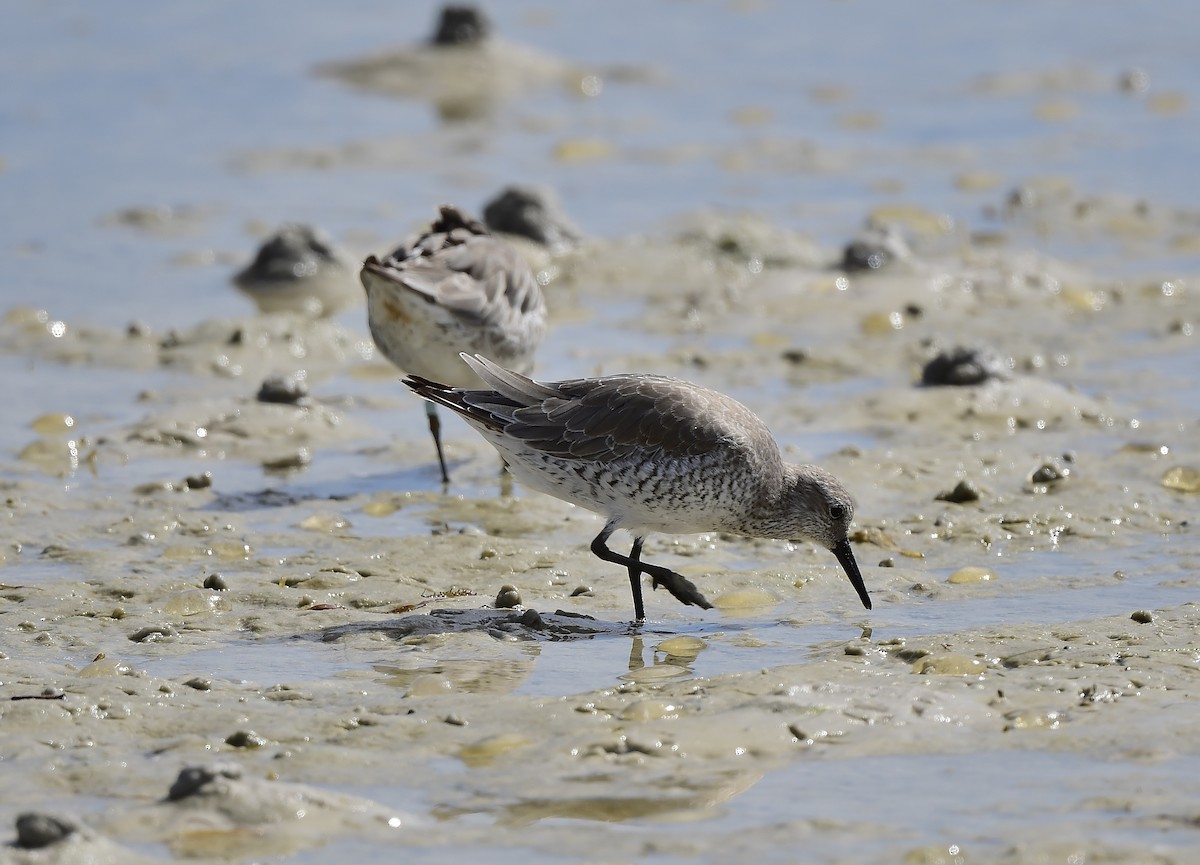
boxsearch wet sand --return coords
[3,218,1199,863]
[3,3,1200,864]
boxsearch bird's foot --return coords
[650,571,713,610]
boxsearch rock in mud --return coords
[232,224,358,318]
[1160,465,1200,493]
[14,812,80,848]
[483,184,583,250]
[431,4,491,46]
[494,584,522,609]
[936,480,981,503]
[921,345,1011,386]
[840,221,910,272]
[256,373,309,405]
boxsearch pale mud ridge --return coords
[1,218,1199,863]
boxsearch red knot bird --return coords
[403,354,871,621]
[361,205,547,482]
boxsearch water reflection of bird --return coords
[361,206,546,482]
[405,353,872,621]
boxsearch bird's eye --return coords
[830,505,845,521]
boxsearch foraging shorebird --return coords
[361,206,546,482]
[404,354,871,621]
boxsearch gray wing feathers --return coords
[461,354,559,401]
[410,356,781,469]
[455,357,736,461]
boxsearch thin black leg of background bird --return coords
[590,525,713,620]
[498,457,513,498]
[423,400,450,484]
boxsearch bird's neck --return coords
[736,462,798,539]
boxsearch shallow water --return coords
[2,2,1200,864]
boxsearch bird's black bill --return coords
[833,538,872,610]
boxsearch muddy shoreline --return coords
[3,3,1200,862]
[3,216,1199,862]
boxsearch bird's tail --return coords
[401,373,509,433]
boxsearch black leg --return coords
[424,400,450,484]
[590,525,713,620]
[627,536,646,622]
[497,457,512,497]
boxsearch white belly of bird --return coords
[366,294,480,386]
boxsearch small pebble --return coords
[15,813,79,849]
[184,677,213,691]
[202,573,229,591]
[1028,458,1071,486]
[233,224,356,317]
[947,566,996,584]
[569,585,593,597]
[1130,610,1154,624]
[494,584,522,609]
[517,608,545,629]
[1160,466,1200,493]
[184,471,213,490]
[936,480,980,503]
[841,222,909,272]
[656,635,706,658]
[256,374,309,405]
[921,345,1010,386]
[128,624,177,643]
[431,4,491,46]
[264,448,312,472]
[225,730,268,749]
[168,764,241,801]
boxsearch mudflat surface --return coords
[2,3,1198,863]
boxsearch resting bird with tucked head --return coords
[361,206,546,482]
